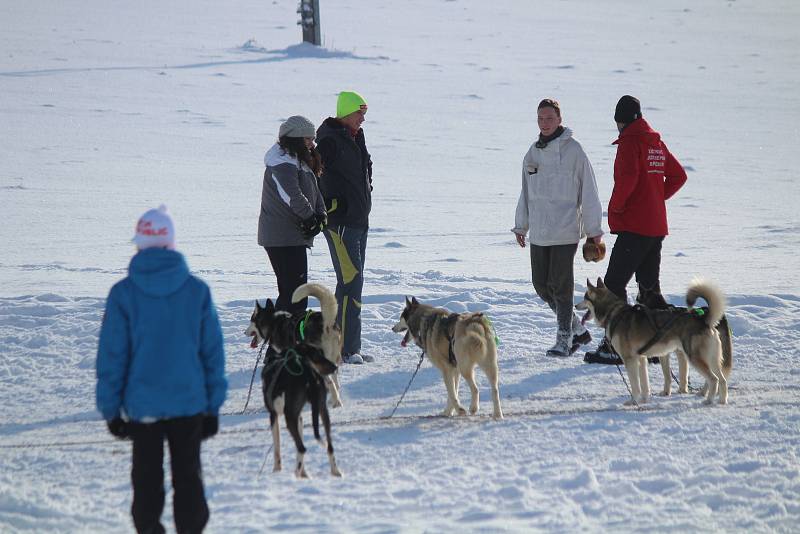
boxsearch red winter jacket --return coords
[608,119,687,236]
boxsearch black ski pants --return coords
[603,231,666,303]
[129,415,209,534]
[530,243,578,333]
[265,246,308,314]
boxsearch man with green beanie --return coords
[316,90,374,364]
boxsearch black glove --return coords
[107,417,129,439]
[201,415,219,440]
[300,213,325,239]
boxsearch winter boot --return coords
[343,353,364,364]
[546,329,573,357]
[571,315,592,347]
[583,337,622,364]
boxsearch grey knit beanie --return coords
[278,115,316,138]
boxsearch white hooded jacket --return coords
[512,127,603,246]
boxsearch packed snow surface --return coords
[1,0,799,532]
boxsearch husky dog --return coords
[392,297,503,419]
[260,344,342,478]
[576,278,731,405]
[245,283,343,407]
[650,306,733,399]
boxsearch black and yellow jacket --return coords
[316,117,373,229]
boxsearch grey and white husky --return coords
[576,278,733,406]
[392,297,503,419]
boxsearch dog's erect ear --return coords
[411,297,419,306]
[255,299,263,310]
[266,299,275,311]
[596,277,605,289]
[405,296,411,307]
[587,278,594,290]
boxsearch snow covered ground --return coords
[1,0,799,532]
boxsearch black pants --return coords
[530,243,578,332]
[265,246,308,314]
[604,232,665,303]
[130,415,209,534]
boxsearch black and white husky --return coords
[245,283,343,407]
[260,344,342,478]
[244,283,345,478]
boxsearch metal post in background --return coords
[297,0,321,46]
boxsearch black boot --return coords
[583,337,622,365]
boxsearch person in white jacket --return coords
[512,99,604,357]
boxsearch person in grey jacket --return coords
[258,115,327,314]
[512,98,604,357]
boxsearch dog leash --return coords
[670,369,699,393]
[386,351,426,419]
[614,362,643,411]
[241,340,268,414]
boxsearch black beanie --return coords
[614,95,641,123]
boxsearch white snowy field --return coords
[2,0,800,532]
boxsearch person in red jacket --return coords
[584,95,688,364]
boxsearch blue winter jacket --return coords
[96,248,227,422]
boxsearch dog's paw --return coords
[492,411,504,420]
[330,398,343,409]
[469,404,479,415]
[273,464,282,473]
[456,406,467,416]
[659,389,671,397]
[331,466,343,477]
[623,398,637,406]
[295,467,310,479]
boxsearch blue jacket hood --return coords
[129,248,190,297]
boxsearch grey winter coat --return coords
[257,143,326,247]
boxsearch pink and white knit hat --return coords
[132,205,175,250]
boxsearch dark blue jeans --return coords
[323,225,368,356]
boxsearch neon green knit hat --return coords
[336,91,368,118]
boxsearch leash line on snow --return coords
[4,393,787,451]
[241,340,268,414]
[614,362,643,411]
[670,369,699,393]
[386,351,426,419]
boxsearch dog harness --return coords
[261,349,305,412]
[608,304,709,355]
[440,313,460,367]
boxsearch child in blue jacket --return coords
[96,205,227,534]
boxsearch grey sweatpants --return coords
[530,243,578,333]
[324,224,368,356]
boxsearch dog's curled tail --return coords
[292,283,338,328]
[686,278,726,328]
